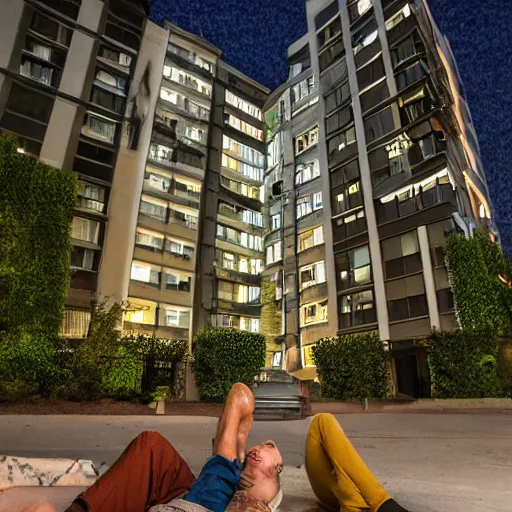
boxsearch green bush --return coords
[0,331,70,396]
[428,330,503,398]
[313,333,391,401]
[0,380,39,403]
[193,327,266,403]
[0,134,76,336]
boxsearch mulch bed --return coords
[0,399,224,417]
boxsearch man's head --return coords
[241,440,283,504]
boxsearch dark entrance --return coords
[391,341,431,398]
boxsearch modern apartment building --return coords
[0,0,150,337]
[0,0,497,397]
[262,0,497,394]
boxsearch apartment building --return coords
[262,0,497,393]
[0,0,150,337]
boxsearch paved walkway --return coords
[1,414,511,511]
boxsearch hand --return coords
[238,472,255,490]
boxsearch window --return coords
[95,69,126,92]
[333,180,363,216]
[160,87,210,120]
[70,246,95,270]
[266,241,282,265]
[352,21,378,55]
[271,352,282,367]
[71,217,99,244]
[149,143,174,165]
[295,126,319,155]
[77,181,105,213]
[135,229,164,251]
[82,113,117,143]
[222,135,264,167]
[365,106,395,143]
[226,90,262,120]
[61,310,91,339]
[298,226,324,252]
[334,208,367,240]
[131,261,160,285]
[91,86,124,114]
[267,134,283,168]
[300,261,326,290]
[327,126,356,161]
[382,231,422,279]
[224,113,263,141]
[297,192,323,219]
[319,39,345,73]
[339,290,376,327]
[392,37,418,68]
[330,159,360,188]
[385,3,412,31]
[165,270,191,292]
[336,245,371,289]
[388,294,428,321]
[164,65,212,97]
[396,61,427,91]
[99,46,132,69]
[221,154,264,182]
[271,213,281,230]
[437,289,454,313]
[349,0,372,21]
[163,307,190,328]
[325,82,351,114]
[317,16,342,50]
[169,204,198,230]
[326,105,353,135]
[30,13,71,46]
[166,238,194,259]
[218,281,260,303]
[140,196,167,222]
[357,57,386,92]
[185,126,204,142]
[295,161,320,185]
[242,209,264,227]
[124,299,156,325]
[168,43,213,73]
[20,57,59,87]
[6,84,54,124]
[240,317,260,333]
[291,76,316,106]
[301,300,328,326]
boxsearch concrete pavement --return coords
[1,413,511,511]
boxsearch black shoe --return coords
[378,499,409,512]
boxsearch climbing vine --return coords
[260,277,282,346]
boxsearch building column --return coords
[339,0,390,340]
[97,22,169,303]
[417,225,440,330]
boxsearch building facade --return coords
[0,0,498,397]
[262,0,497,393]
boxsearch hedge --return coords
[260,277,282,345]
[313,333,391,400]
[0,134,76,336]
[193,327,266,403]
[428,330,503,398]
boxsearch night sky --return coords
[150,0,512,255]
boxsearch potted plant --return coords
[153,386,170,415]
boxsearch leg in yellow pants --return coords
[305,413,392,512]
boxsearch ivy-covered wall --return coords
[0,134,76,336]
[260,277,282,348]
[445,231,512,332]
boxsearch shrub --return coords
[0,380,39,403]
[313,333,391,401]
[193,328,266,403]
[0,331,70,396]
[428,330,503,398]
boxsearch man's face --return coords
[245,440,283,478]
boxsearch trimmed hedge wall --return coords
[428,330,503,398]
[0,134,76,335]
[313,333,391,400]
[193,327,266,403]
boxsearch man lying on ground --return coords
[27,384,411,512]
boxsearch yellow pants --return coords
[305,413,391,512]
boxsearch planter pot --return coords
[156,399,166,415]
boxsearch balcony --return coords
[377,181,457,225]
[215,299,262,316]
[169,209,198,231]
[214,266,261,286]
[332,209,367,242]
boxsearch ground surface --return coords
[1,413,511,511]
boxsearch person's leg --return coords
[71,431,195,512]
[306,414,391,512]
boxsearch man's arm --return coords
[213,383,255,462]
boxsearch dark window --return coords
[0,111,47,141]
[6,84,54,123]
[30,12,72,46]
[327,125,356,161]
[339,289,376,328]
[335,245,371,290]
[319,40,345,73]
[391,36,419,68]
[382,231,422,279]
[40,0,81,20]
[330,159,360,188]
[332,209,367,241]
[437,289,454,313]
[364,106,395,143]
[396,60,427,91]
[325,105,353,135]
[76,140,115,165]
[360,80,390,113]
[389,294,428,321]
[20,55,60,88]
[315,1,339,30]
[318,16,342,50]
[90,86,125,114]
[105,17,140,50]
[357,56,385,91]
[325,81,351,114]
[332,180,364,216]
[431,246,445,267]
[370,139,405,186]
[71,246,97,271]
[25,34,67,67]
[109,0,144,30]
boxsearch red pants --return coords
[77,431,196,512]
